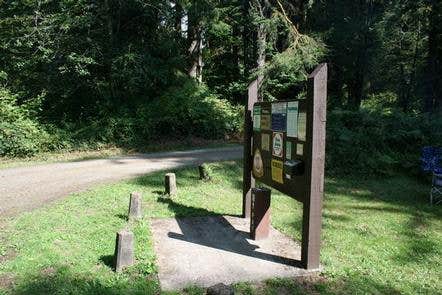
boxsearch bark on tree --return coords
[348,71,363,110]
[424,0,442,113]
[188,13,203,83]
[242,0,252,77]
[174,1,183,34]
[253,0,272,95]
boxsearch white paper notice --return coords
[298,111,307,141]
[253,105,261,131]
[287,101,298,138]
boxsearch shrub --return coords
[326,109,442,175]
[138,79,242,140]
[57,79,243,149]
[0,87,51,157]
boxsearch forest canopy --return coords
[0,0,441,174]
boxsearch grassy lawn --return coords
[0,161,441,294]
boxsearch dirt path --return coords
[0,146,243,217]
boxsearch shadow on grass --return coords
[267,273,414,295]
[325,175,441,215]
[325,175,442,265]
[8,265,159,295]
[99,255,115,271]
[393,211,440,264]
[115,214,127,221]
[7,264,438,295]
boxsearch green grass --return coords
[0,161,441,294]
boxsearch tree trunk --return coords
[242,0,252,78]
[348,72,363,110]
[256,21,266,88]
[104,0,116,101]
[188,20,203,83]
[424,0,442,113]
[253,0,272,96]
[174,1,183,34]
[187,7,203,83]
[431,0,442,113]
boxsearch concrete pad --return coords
[150,216,318,291]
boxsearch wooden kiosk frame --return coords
[242,63,327,270]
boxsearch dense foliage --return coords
[0,0,441,174]
[0,86,51,156]
[327,107,442,175]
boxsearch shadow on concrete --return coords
[157,197,241,218]
[159,196,303,268]
[167,218,303,268]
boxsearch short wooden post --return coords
[250,187,271,240]
[198,164,210,180]
[128,192,142,220]
[165,173,177,196]
[114,229,135,272]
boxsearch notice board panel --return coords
[251,99,310,203]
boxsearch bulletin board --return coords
[251,100,309,203]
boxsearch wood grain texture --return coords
[301,63,327,269]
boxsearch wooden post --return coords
[198,164,211,180]
[250,187,271,240]
[301,63,327,269]
[128,192,142,220]
[165,173,177,196]
[114,229,135,272]
[242,80,258,218]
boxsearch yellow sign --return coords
[271,159,283,183]
[253,149,264,178]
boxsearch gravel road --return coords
[0,146,243,217]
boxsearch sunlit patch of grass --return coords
[0,161,441,294]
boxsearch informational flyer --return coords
[271,159,283,184]
[286,141,292,160]
[260,108,271,130]
[286,101,298,138]
[298,111,307,141]
[261,133,270,151]
[297,143,304,156]
[271,102,287,131]
[253,105,261,131]
[272,132,284,158]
